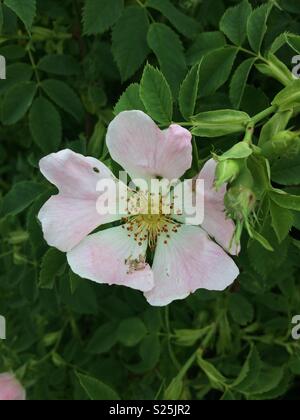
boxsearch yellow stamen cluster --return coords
[122,191,182,249]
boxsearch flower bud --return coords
[214,159,241,190]
[225,186,256,220]
[0,373,26,401]
[262,130,300,158]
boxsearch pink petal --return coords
[38,149,122,252]
[145,225,239,306]
[106,111,192,181]
[67,226,154,292]
[0,373,26,401]
[198,159,239,255]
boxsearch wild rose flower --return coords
[38,111,239,306]
[0,373,26,401]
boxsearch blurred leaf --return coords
[83,0,124,35]
[0,181,44,218]
[29,96,62,153]
[117,317,147,347]
[2,81,36,125]
[76,373,120,400]
[39,248,66,289]
[41,79,84,122]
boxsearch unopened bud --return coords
[214,159,241,190]
[225,186,256,220]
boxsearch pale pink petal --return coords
[0,373,26,401]
[106,111,192,181]
[38,149,123,252]
[198,159,239,255]
[174,159,239,255]
[145,225,239,306]
[67,226,154,292]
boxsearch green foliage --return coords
[0,0,300,402]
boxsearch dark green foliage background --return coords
[0,0,300,400]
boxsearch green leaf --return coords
[285,33,300,54]
[41,79,84,122]
[179,64,200,120]
[271,155,300,185]
[270,190,300,211]
[186,31,226,66]
[112,6,149,81]
[83,0,124,35]
[191,110,250,137]
[147,23,187,96]
[76,373,120,401]
[248,227,274,252]
[259,110,293,146]
[255,53,294,86]
[0,181,44,218]
[198,47,238,97]
[232,346,262,392]
[140,64,173,125]
[197,354,227,390]
[220,0,252,46]
[218,142,253,160]
[29,97,62,153]
[174,325,214,347]
[228,294,254,326]
[146,0,200,39]
[243,364,284,396]
[114,83,145,115]
[247,4,270,53]
[270,200,293,243]
[2,81,36,125]
[38,54,80,76]
[0,5,4,33]
[117,317,147,347]
[230,58,256,108]
[87,322,118,355]
[39,248,66,289]
[164,377,183,400]
[4,0,36,31]
[0,63,33,96]
[272,79,300,110]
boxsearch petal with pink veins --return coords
[38,149,124,252]
[145,225,239,306]
[106,111,192,181]
[67,226,154,292]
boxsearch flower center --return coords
[122,191,181,249]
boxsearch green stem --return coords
[27,47,41,86]
[243,121,255,144]
[238,46,269,65]
[164,306,181,370]
[252,105,277,124]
